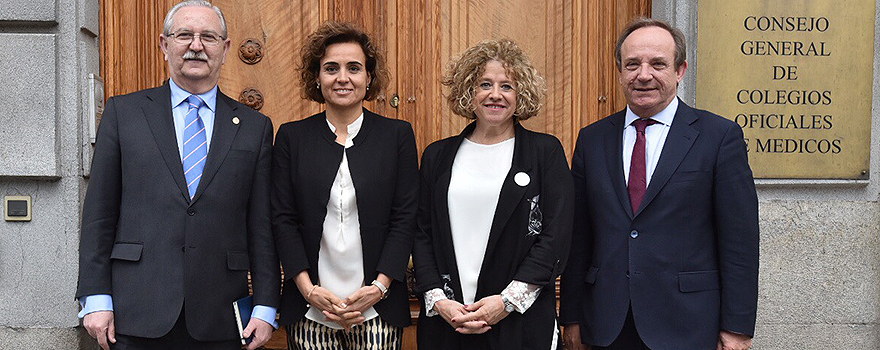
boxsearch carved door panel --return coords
[209,0,651,156]
[213,0,398,128]
[423,0,651,158]
[100,0,649,154]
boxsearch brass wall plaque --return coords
[696,0,875,179]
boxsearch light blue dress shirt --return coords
[79,78,277,328]
[170,78,217,158]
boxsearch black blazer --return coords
[559,100,760,350]
[413,122,574,350]
[271,109,418,327]
[76,83,280,341]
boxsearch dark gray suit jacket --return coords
[559,100,759,350]
[76,83,280,341]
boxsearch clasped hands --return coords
[304,284,383,330]
[433,295,510,334]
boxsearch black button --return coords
[626,270,630,278]
[181,246,186,252]
[187,209,195,216]
[630,230,638,238]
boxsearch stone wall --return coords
[0,0,98,349]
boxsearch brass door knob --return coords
[390,94,400,108]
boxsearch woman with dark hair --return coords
[271,21,418,350]
[413,39,574,350]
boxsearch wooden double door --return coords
[100,0,650,348]
[101,0,649,157]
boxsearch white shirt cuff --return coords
[501,280,542,314]
[423,288,448,317]
[251,305,278,329]
[78,294,113,318]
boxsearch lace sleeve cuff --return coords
[423,288,448,317]
[501,280,542,314]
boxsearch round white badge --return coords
[232,117,240,125]
[514,172,530,187]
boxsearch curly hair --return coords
[443,39,546,121]
[299,21,389,103]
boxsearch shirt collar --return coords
[326,112,365,148]
[169,78,218,113]
[624,97,679,129]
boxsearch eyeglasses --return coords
[168,31,225,46]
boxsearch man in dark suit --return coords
[76,1,279,349]
[560,18,759,350]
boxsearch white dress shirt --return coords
[305,113,379,329]
[623,98,679,185]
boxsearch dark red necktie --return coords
[628,118,657,213]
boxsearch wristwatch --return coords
[371,280,389,299]
[501,294,516,313]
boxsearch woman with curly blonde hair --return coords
[272,21,417,350]
[413,39,574,350]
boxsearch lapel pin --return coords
[232,117,240,125]
[514,172,530,187]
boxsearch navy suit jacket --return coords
[559,100,759,350]
[76,83,280,341]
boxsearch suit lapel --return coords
[636,100,699,216]
[479,124,531,279]
[142,84,190,202]
[604,111,634,218]
[191,91,240,203]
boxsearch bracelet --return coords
[307,285,318,299]
[371,280,389,299]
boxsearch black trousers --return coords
[592,307,650,350]
[111,308,241,350]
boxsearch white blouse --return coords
[424,137,542,315]
[305,114,379,329]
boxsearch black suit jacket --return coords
[76,83,280,341]
[413,123,574,350]
[559,100,759,350]
[271,109,418,327]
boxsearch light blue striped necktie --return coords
[182,95,207,199]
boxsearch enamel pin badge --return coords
[514,172,530,187]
